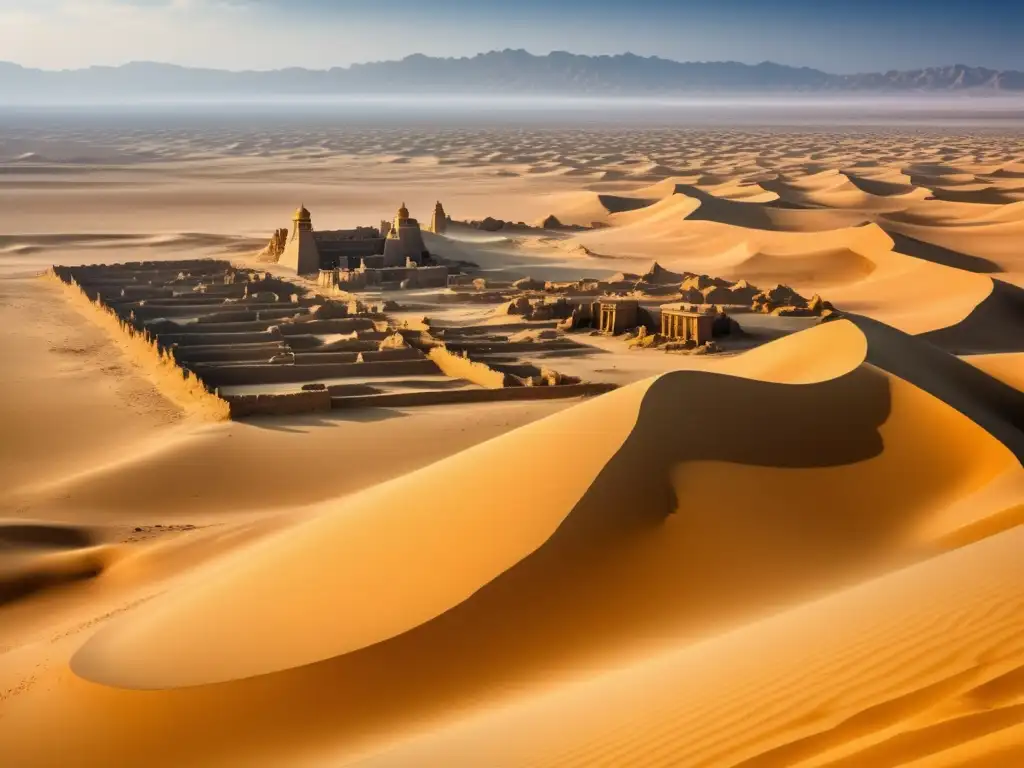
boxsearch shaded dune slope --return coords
[886,230,1004,274]
[850,314,1024,459]
[0,521,112,606]
[354,524,1024,768]
[964,352,1024,394]
[676,181,873,231]
[920,278,1024,354]
[563,186,1004,337]
[548,175,1023,292]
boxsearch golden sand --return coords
[1,122,1022,766]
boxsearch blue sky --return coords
[1,0,1022,72]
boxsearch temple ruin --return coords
[429,201,449,234]
[595,298,640,334]
[658,304,716,345]
[50,259,615,419]
[270,203,437,276]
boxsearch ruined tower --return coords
[430,200,448,234]
[290,204,313,241]
[279,204,320,274]
[382,202,427,267]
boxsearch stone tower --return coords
[280,204,320,274]
[290,204,313,241]
[382,202,427,267]
[430,200,448,234]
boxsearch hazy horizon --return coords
[3,97,1024,132]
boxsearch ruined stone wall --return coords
[224,391,332,418]
[443,339,578,355]
[427,347,514,389]
[160,330,282,347]
[358,348,425,363]
[291,352,361,365]
[47,270,231,420]
[332,383,617,409]
[194,358,442,387]
[277,318,376,335]
[172,343,289,365]
[257,228,290,263]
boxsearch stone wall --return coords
[193,358,442,387]
[224,390,332,418]
[277,318,376,335]
[427,346,514,389]
[358,348,425,363]
[160,330,282,347]
[48,270,231,420]
[257,228,289,263]
[332,383,617,409]
[291,352,361,365]
[172,343,289,365]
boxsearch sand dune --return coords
[921,278,1024,354]
[963,352,1024,393]
[538,191,658,226]
[571,217,994,334]
[50,319,1024,682]
[0,521,113,605]
[2,318,1020,767]
[2,119,1024,767]
[352,524,1024,768]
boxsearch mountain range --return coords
[3,51,1024,102]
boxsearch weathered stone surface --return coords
[477,217,505,232]
[257,228,289,263]
[513,276,546,291]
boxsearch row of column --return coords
[661,313,694,340]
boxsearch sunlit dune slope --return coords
[352,524,1024,768]
[70,319,1020,692]
[963,352,1024,393]
[538,191,658,226]
[540,170,1024,303]
[880,200,1024,276]
[570,209,993,334]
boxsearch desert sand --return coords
[1,111,1023,767]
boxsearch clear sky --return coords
[2,0,1022,73]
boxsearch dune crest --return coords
[70,320,1020,691]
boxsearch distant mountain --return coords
[2,52,1023,102]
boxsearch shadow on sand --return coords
[241,407,406,433]
[920,279,1024,355]
[886,231,1003,274]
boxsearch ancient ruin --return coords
[265,203,440,277]
[596,298,640,334]
[455,260,840,355]
[49,247,838,420]
[659,304,716,345]
[50,259,616,419]
[429,201,448,234]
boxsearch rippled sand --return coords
[1,111,1023,767]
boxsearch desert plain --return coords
[1,103,1024,767]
